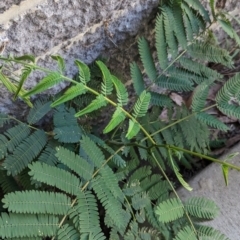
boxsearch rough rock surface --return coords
[0,0,158,116]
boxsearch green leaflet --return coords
[126,119,141,140]
[2,190,71,215]
[75,94,107,117]
[196,225,231,240]
[155,197,184,223]
[14,54,35,63]
[138,37,157,81]
[75,60,91,84]
[57,224,80,240]
[51,55,65,73]
[14,66,32,100]
[111,75,128,106]
[130,62,145,96]
[155,14,168,69]
[97,60,113,96]
[51,83,87,107]
[103,106,126,133]
[23,72,63,97]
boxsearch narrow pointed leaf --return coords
[23,72,63,97]
[14,55,35,63]
[222,165,229,186]
[126,119,140,140]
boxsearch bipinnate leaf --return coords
[75,94,107,117]
[130,62,145,96]
[184,197,219,219]
[23,72,63,97]
[196,225,231,240]
[51,83,87,107]
[103,106,126,133]
[2,190,71,215]
[75,60,90,84]
[51,55,65,73]
[155,198,184,223]
[96,60,113,96]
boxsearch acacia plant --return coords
[0,0,240,239]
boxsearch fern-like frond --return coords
[196,112,229,131]
[96,60,113,96]
[196,225,230,240]
[138,37,157,82]
[29,162,81,195]
[191,80,212,112]
[23,72,63,97]
[184,197,219,219]
[92,176,127,230]
[155,198,184,223]
[0,123,30,159]
[187,43,233,68]
[14,66,33,100]
[173,225,197,240]
[38,141,58,166]
[183,0,210,22]
[130,62,145,96]
[150,92,173,107]
[3,190,71,215]
[75,60,90,84]
[182,10,194,41]
[103,106,126,134]
[3,130,47,176]
[75,94,108,117]
[27,98,52,124]
[162,5,178,58]
[155,14,168,69]
[56,146,94,181]
[76,191,101,234]
[51,55,65,73]
[54,126,82,143]
[131,192,150,211]
[51,83,87,107]
[54,105,77,127]
[111,75,128,106]
[80,135,105,168]
[133,90,151,118]
[129,166,152,183]
[0,213,59,238]
[156,75,193,91]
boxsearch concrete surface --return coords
[0,0,159,116]
[177,143,240,240]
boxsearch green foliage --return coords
[0,0,239,239]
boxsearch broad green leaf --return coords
[103,106,126,133]
[75,94,107,117]
[23,72,63,97]
[51,55,65,73]
[126,119,140,140]
[51,83,87,107]
[75,60,90,84]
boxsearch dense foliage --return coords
[0,0,240,239]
